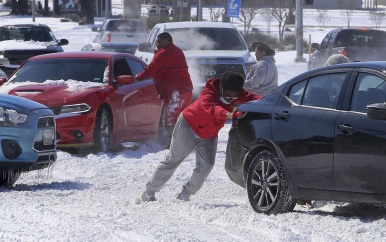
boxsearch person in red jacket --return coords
[141,71,262,202]
[135,32,193,141]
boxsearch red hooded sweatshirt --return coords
[183,78,261,139]
[136,42,193,97]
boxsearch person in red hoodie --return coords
[135,32,193,140]
[141,71,262,202]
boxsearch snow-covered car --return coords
[0,23,69,69]
[92,18,148,44]
[0,93,56,187]
[225,61,386,214]
[135,21,256,99]
[1,52,164,153]
[81,42,139,54]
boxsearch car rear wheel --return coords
[94,108,112,153]
[246,150,296,214]
[0,171,20,187]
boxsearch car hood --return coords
[0,93,48,114]
[0,40,62,51]
[1,81,106,107]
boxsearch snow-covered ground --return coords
[1,4,386,242]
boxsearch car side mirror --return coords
[116,75,135,85]
[311,43,319,51]
[91,27,99,32]
[59,39,69,46]
[138,42,152,52]
[367,102,386,120]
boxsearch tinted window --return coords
[351,73,386,113]
[113,58,132,78]
[127,58,144,77]
[335,29,386,48]
[288,72,347,109]
[167,27,247,51]
[0,26,54,42]
[9,58,108,83]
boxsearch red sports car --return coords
[2,52,164,152]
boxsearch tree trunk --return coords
[81,0,95,24]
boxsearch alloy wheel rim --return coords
[99,110,109,152]
[251,158,279,210]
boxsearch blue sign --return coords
[227,0,241,18]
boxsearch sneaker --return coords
[141,192,156,202]
[176,193,190,201]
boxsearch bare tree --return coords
[369,11,385,29]
[316,9,329,29]
[261,8,274,34]
[238,8,261,35]
[269,0,292,42]
[209,5,225,22]
[339,0,354,27]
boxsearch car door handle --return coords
[275,111,290,121]
[338,124,354,133]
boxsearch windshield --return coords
[106,20,147,33]
[166,27,247,51]
[0,26,54,42]
[9,58,108,83]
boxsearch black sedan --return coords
[225,61,386,214]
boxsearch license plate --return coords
[43,129,53,145]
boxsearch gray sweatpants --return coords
[145,113,217,199]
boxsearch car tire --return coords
[94,107,112,153]
[0,171,20,187]
[246,150,296,214]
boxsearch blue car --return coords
[0,94,56,187]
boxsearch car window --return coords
[113,58,132,79]
[320,32,332,50]
[127,58,144,77]
[351,73,386,113]
[288,80,307,105]
[288,73,347,109]
[148,27,160,50]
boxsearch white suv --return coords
[135,21,256,98]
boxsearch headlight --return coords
[245,62,255,73]
[0,107,28,126]
[60,103,91,114]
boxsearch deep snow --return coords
[0,3,386,242]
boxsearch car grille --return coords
[196,64,245,81]
[33,116,56,151]
[3,50,60,65]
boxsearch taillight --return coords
[107,33,111,42]
[342,48,347,56]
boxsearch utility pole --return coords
[197,0,202,21]
[295,0,306,62]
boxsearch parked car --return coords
[1,52,164,152]
[0,68,6,84]
[92,18,148,44]
[0,24,69,69]
[81,42,139,54]
[0,93,56,187]
[147,5,170,16]
[136,21,256,99]
[225,61,386,214]
[308,28,386,70]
